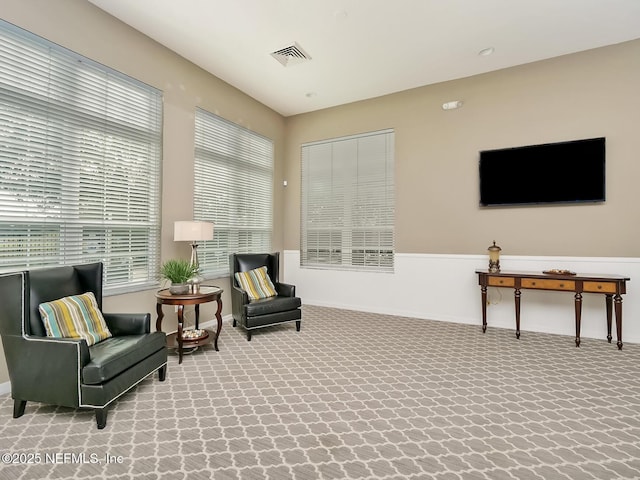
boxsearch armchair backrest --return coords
[0,262,103,338]
[229,252,279,287]
[0,272,26,338]
[27,263,103,336]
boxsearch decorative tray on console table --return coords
[542,269,576,276]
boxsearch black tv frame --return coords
[479,137,606,207]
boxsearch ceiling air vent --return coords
[270,42,311,67]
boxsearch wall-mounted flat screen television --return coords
[479,137,605,207]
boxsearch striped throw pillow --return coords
[38,292,112,346]
[235,266,277,300]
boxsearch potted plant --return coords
[160,259,197,295]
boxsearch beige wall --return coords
[0,0,286,384]
[283,39,640,258]
[1,1,639,386]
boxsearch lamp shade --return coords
[174,221,214,242]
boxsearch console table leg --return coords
[574,293,582,347]
[605,294,613,343]
[514,289,521,339]
[480,285,488,333]
[615,294,623,350]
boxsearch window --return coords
[301,129,395,272]
[194,108,273,277]
[0,21,162,294]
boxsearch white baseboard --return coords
[284,250,640,344]
[0,381,10,397]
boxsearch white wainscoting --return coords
[284,250,640,345]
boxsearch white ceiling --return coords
[87,0,640,117]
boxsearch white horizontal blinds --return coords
[194,108,273,277]
[0,20,162,294]
[301,129,394,272]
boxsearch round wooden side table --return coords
[155,285,223,364]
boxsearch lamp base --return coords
[188,275,203,294]
[188,242,202,293]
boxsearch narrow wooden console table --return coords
[476,270,630,349]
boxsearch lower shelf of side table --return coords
[166,329,214,350]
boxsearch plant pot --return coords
[169,283,190,295]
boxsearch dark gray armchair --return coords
[0,262,167,429]
[229,252,301,341]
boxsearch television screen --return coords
[479,137,605,207]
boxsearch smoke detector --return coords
[270,42,311,67]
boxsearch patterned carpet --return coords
[1,304,640,480]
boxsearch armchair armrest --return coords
[103,313,151,336]
[2,334,89,407]
[275,282,296,297]
[231,284,249,320]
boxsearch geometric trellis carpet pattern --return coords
[1,304,640,480]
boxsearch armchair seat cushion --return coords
[245,295,302,317]
[82,332,166,385]
[246,308,301,329]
